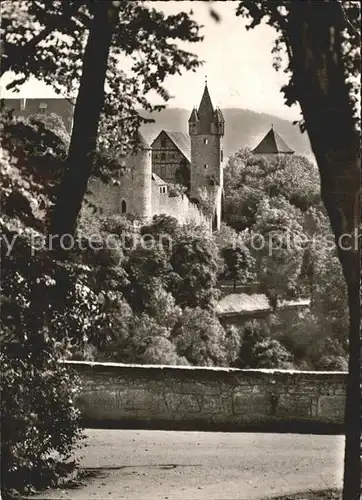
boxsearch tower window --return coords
[121,199,127,214]
[204,164,208,169]
[204,139,208,145]
[221,150,224,161]
[161,152,166,161]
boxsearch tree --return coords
[2,1,202,238]
[223,149,321,230]
[312,251,349,346]
[213,222,239,251]
[233,320,293,369]
[236,3,361,496]
[170,230,220,310]
[172,308,229,366]
[252,197,306,310]
[0,138,85,496]
[140,214,180,255]
[49,1,121,241]
[221,244,256,290]
[1,110,70,230]
[122,244,172,314]
[268,154,321,211]
[142,336,188,366]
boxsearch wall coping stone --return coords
[63,360,347,376]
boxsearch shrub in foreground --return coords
[0,346,83,497]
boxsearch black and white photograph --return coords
[0,1,361,499]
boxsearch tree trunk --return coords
[49,0,119,241]
[286,3,361,499]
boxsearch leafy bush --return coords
[0,119,84,496]
[235,320,294,369]
[170,231,220,310]
[251,338,294,369]
[142,336,189,366]
[0,245,86,496]
[0,346,83,496]
[220,244,256,285]
[172,308,230,366]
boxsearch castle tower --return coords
[122,131,152,220]
[188,82,225,230]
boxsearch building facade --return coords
[151,130,191,189]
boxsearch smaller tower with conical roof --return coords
[188,82,224,230]
[252,126,294,157]
[188,107,199,136]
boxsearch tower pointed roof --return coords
[197,83,214,133]
[135,131,152,150]
[252,126,294,154]
[188,107,199,122]
[214,107,225,124]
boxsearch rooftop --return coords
[152,172,167,186]
[159,130,191,163]
[252,126,294,155]
[216,293,310,316]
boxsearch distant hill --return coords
[140,108,314,162]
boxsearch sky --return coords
[0,1,302,121]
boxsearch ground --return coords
[31,430,344,500]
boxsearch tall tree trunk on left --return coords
[49,0,119,240]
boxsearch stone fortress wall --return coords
[151,184,211,228]
[66,361,346,433]
[86,176,210,229]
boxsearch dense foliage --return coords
[0,120,85,496]
[220,146,349,368]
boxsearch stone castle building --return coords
[87,82,225,230]
[2,86,224,229]
[2,90,295,231]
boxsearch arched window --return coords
[121,199,127,214]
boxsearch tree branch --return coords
[1,2,83,77]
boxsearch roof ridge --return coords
[161,130,191,163]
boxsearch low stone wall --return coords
[65,361,346,433]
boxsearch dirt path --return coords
[32,430,344,500]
